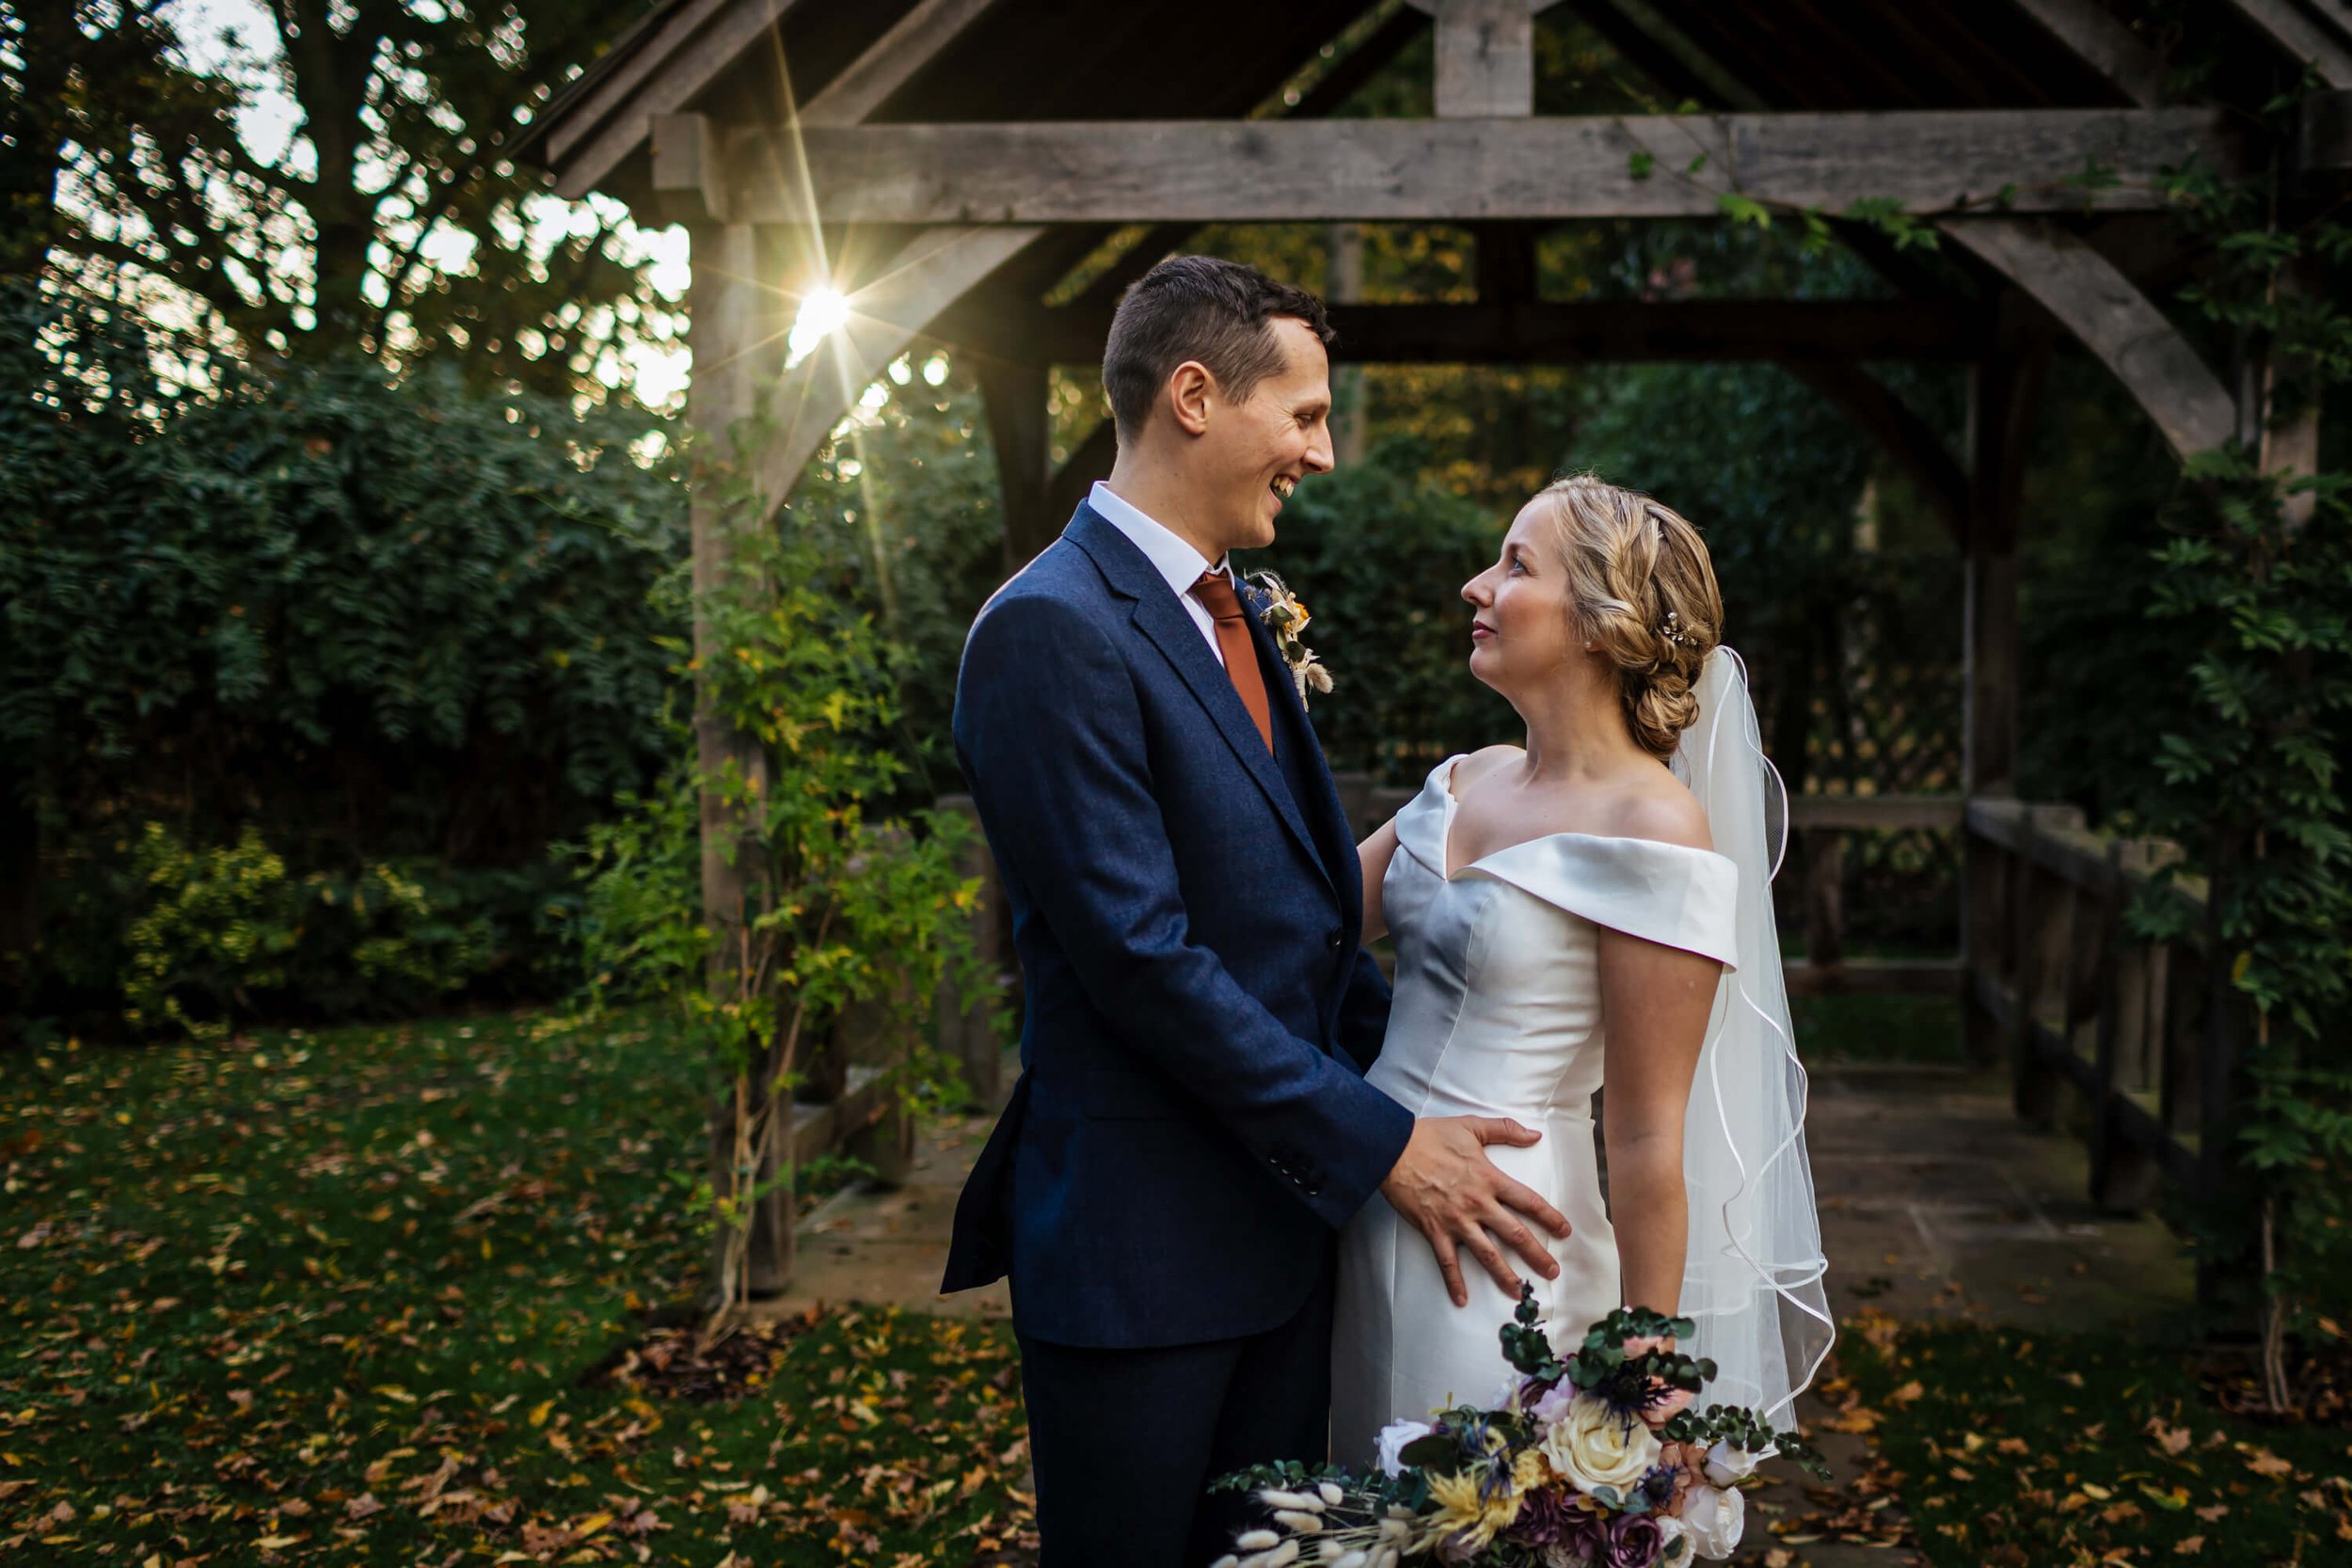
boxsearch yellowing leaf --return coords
[373,1385,416,1404]
[2079,1482,2113,1500]
[575,1513,612,1538]
[527,1399,554,1428]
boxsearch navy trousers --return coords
[1018,1265,1334,1568]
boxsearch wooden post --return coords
[1962,807,2012,1067]
[1328,222,1368,467]
[1430,0,1536,118]
[2090,840,2161,1210]
[2010,807,2081,1129]
[1802,829,1847,973]
[1959,326,2045,1066]
[979,358,1054,575]
[687,218,793,1301]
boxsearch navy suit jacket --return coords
[941,501,1414,1348]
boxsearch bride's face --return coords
[1462,499,1582,693]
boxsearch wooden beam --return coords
[2007,0,2164,106]
[941,298,1989,365]
[651,112,731,221]
[2219,0,2352,88]
[1785,361,1967,540]
[977,358,1052,573]
[751,226,1044,526]
[545,0,740,166]
[726,109,2238,224]
[554,0,804,201]
[1785,793,1966,831]
[1938,216,2234,459]
[800,0,1005,126]
[1432,0,1536,117]
[1041,418,1119,563]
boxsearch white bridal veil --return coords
[1668,645,1834,1425]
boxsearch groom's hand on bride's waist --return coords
[1379,1117,1572,1307]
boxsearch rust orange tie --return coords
[1190,570,1274,754]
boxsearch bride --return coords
[1329,473,1833,1465]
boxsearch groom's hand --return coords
[1380,1117,1572,1308]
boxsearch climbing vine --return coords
[2132,79,2352,1408]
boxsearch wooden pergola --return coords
[520,0,2351,1296]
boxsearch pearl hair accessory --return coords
[1660,608,1698,648]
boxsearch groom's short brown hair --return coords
[1102,256,1335,441]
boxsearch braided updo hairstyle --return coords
[1538,473,1724,762]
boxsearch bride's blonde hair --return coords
[1537,472,1724,761]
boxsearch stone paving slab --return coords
[765,1055,2198,1566]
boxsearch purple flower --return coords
[1554,1504,1609,1562]
[1506,1482,1575,1546]
[1606,1511,1665,1568]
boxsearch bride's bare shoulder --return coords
[1452,744,1522,791]
[1602,773,1714,853]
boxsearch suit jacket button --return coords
[1326,927,1343,950]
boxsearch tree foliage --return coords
[8,0,668,396]
[0,281,683,1030]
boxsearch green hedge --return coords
[0,285,684,1035]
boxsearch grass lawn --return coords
[0,1009,1033,1565]
[1831,1309,2351,1566]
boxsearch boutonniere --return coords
[1247,571,1333,706]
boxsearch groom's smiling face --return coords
[1189,315,1335,554]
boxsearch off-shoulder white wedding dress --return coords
[1328,753,1741,1466]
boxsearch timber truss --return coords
[522,0,2352,788]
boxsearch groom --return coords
[943,256,1569,1566]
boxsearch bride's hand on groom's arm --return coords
[1379,1117,1572,1308]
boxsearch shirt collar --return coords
[1089,481,1232,603]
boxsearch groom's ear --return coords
[1166,359,1216,437]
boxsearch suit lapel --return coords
[1242,587,1362,921]
[1069,508,1329,888]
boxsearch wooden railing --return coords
[1332,777,1967,998]
[1962,798,2237,1214]
[837,786,2238,1233]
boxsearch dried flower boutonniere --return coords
[1248,571,1333,707]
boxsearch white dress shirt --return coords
[1088,481,1233,668]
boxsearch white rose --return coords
[1677,1482,1745,1560]
[1701,1440,1770,1488]
[1538,1393,1662,1497]
[1655,1514,1691,1563]
[1374,1418,1435,1479]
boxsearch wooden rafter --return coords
[2007,0,2164,107]
[2219,0,2352,87]
[799,0,1005,126]
[1938,216,2235,459]
[723,108,2239,225]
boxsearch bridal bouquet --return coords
[1213,1291,1827,1568]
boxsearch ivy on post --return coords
[2133,70,2352,1414]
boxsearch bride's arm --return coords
[1597,929,1721,1316]
[1357,816,1401,944]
